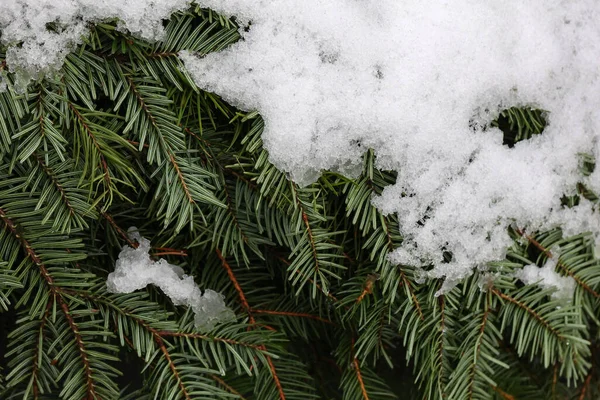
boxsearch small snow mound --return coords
[514,257,575,300]
[107,227,235,331]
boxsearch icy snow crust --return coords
[2,1,600,293]
[106,228,234,331]
[181,0,600,292]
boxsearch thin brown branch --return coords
[98,300,191,399]
[182,126,211,149]
[148,51,179,58]
[492,288,563,340]
[216,248,286,399]
[127,139,149,148]
[352,340,370,400]
[437,293,447,397]
[552,363,558,399]
[356,286,373,305]
[68,102,112,188]
[57,297,97,399]
[291,185,320,274]
[211,374,248,400]
[99,209,137,248]
[126,76,158,128]
[152,247,188,257]
[126,78,195,204]
[169,153,195,204]
[226,187,250,244]
[216,248,252,317]
[399,270,424,320]
[266,356,286,400]
[491,385,515,400]
[277,255,340,303]
[98,212,187,256]
[578,371,593,400]
[0,207,97,399]
[154,335,192,400]
[383,215,424,320]
[33,153,75,218]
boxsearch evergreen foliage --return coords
[0,5,599,399]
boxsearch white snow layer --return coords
[180,0,600,292]
[515,258,575,300]
[2,1,600,293]
[106,228,235,331]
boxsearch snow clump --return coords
[106,227,235,331]
[181,0,600,293]
[515,257,575,301]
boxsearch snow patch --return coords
[180,0,600,291]
[514,257,575,300]
[106,228,235,331]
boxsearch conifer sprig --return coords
[0,4,599,400]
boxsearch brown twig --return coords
[492,288,563,340]
[216,248,286,399]
[211,374,248,400]
[33,153,76,218]
[491,385,515,400]
[99,209,137,248]
[578,371,593,400]
[68,102,112,189]
[0,208,97,399]
[291,185,321,275]
[352,340,369,400]
[154,334,192,400]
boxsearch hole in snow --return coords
[373,66,384,80]
[441,249,453,263]
[318,50,338,64]
[491,107,547,148]
[580,153,596,176]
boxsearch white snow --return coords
[180,0,600,292]
[2,1,600,293]
[106,228,235,331]
[515,257,575,300]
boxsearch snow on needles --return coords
[515,256,575,301]
[2,1,600,294]
[180,0,600,293]
[0,0,191,88]
[106,228,234,331]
